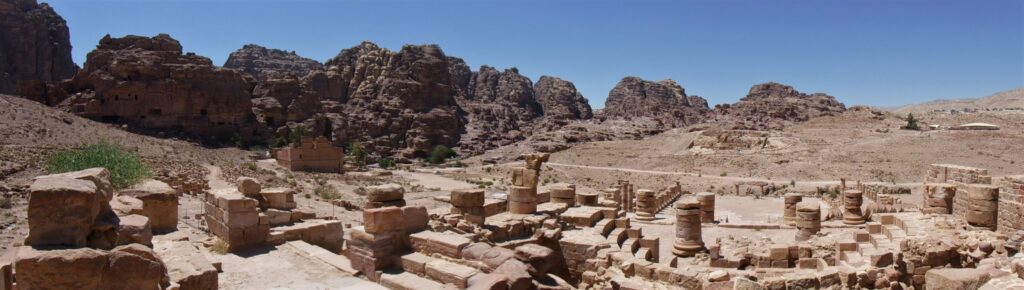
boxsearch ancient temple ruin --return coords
[274,136,344,173]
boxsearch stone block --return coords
[124,179,179,233]
[410,231,471,258]
[425,259,479,288]
[259,187,296,210]
[26,176,102,247]
[925,268,991,290]
[236,177,261,196]
[468,273,509,290]
[366,184,405,202]
[494,259,532,290]
[402,206,429,233]
[514,244,556,276]
[117,214,153,246]
[401,252,432,276]
[363,207,406,234]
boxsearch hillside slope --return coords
[892,88,1024,114]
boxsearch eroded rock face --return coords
[601,77,710,129]
[713,82,846,130]
[534,76,592,120]
[0,0,78,95]
[55,34,260,143]
[223,44,323,81]
[455,64,545,155]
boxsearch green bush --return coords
[429,145,456,165]
[378,157,396,169]
[315,185,340,200]
[289,126,308,144]
[45,142,151,189]
[348,142,368,167]
[903,113,921,130]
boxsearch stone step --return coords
[842,252,866,268]
[284,241,357,274]
[379,272,454,290]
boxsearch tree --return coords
[348,142,367,167]
[429,145,456,165]
[289,126,308,144]
[378,157,396,169]
[903,113,921,130]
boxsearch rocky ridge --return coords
[1,0,78,96]
[600,77,711,129]
[711,82,847,130]
[223,44,323,81]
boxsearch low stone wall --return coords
[998,176,1024,235]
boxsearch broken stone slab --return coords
[154,238,219,290]
[514,244,556,276]
[410,231,471,259]
[14,244,169,290]
[379,271,454,290]
[117,214,153,246]
[259,187,297,210]
[925,268,991,290]
[425,259,480,288]
[236,177,261,196]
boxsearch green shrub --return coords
[45,142,151,189]
[289,126,308,144]
[902,113,921,130]
[429,145,456,165]
[378,157,396,169]
[348,142,368,167]
[315,185,340,200]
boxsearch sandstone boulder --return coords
[117,214,153,246]
[121,179,178,233]
[25,176,101,247]
[236,177,261,196]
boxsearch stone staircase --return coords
[838,213,923,269]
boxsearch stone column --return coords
[783,193,803,226]
[602,187,620,209]
[966,184,998,230]
[842,190,865,225]
[550,184,576,207]
[508,186,537,214]
[451,189,486,225]
[924,183,956,214]
[673,198,705,257]
[794,201,821,241]
[635,189,656,221]
[696,192,715,223]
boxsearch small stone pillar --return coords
[451,189,486,225]
[842,190,865,225]
[635,189,656,221]
[924,183,956,214]
[602,187,620,209]
[508,186,537,214]
[673,198,705,257]
[550,184,576,207]
[576,192,598,206]
[966,184,998,230]
[364,184,406,209]
[794,201,821,241]
[783,193,803,226]
[696,192,715,223]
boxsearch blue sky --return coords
[48,0,1022,108]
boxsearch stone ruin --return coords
[2,168,217,290]
[274,136,345,173]
[203,177,342,252]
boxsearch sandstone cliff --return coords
[1,0,78,95]
[600,77,710,129]
[223,44,323,81]
[53,34,259,143]
[712,82,846,130]
[453,63,545,155]
[535,76,593,120]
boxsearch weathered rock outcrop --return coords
[712,82,846,130]
[304,42,464,157]
[534,76,592,120]
[47,34,260,143]
[600,77,710,129]
[223,44,322,81]
[454,63,545,154]
[1,0,78,95]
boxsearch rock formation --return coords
[534,76,593,120]
[453,63,545,154]
[223,44,323,81]
[713,82,846,130]
[0,0,78,95]
[43,34,260,143]
[601,77,710,129]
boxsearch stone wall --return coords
[998,176,1024,235]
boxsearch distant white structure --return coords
[950,122,1000,130]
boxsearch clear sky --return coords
[47,0,1023,108]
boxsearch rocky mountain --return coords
[223,44,323,81]
[600,77,710,129]
[535,76,593,120]
[711,82,846,130]
[453,64,545,154]
[28,34,260,143]
[1,0,78,96]
[890,88,1024,115]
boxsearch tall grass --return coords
[45,142,151,189]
